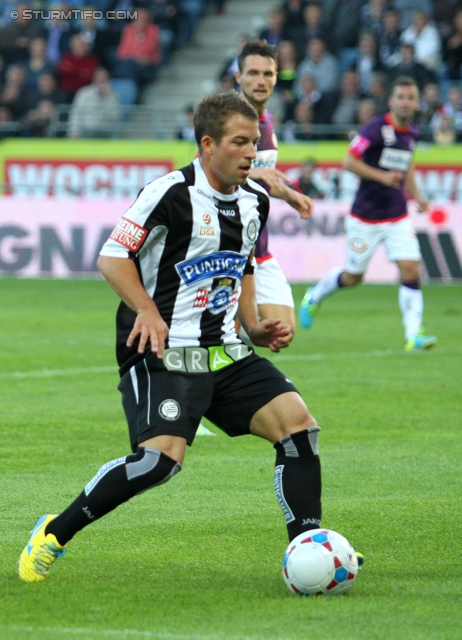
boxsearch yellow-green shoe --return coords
[19,514,66,582]
[356,552,364,570]
[298,290,319,329]
[404,334,437,351]
[196,420,216,436]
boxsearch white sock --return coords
[399,285,423,341]
[310,267,344,304]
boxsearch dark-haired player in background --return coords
[299,76,437,351]
[236,39,314,339]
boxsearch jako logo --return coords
[175,251,247,286]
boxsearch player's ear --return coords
[201,135,215,156]
[235,71,241,86]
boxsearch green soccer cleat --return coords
[356,552,364,570]
[19,514,66,582]
[298,290,319,329]
[404,334,437,352]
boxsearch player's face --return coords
[236,55,278,111]
[208,114,260,193]
[388,84,420,124]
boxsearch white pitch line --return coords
[0,366,116,380]
[1,346,459,380]
[273,348,397,362]
[0,626,286,640]
[273,345,461,362]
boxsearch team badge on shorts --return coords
[349,238,368,253]
[159,399,181,421]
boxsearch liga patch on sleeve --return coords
[110,217,148,252]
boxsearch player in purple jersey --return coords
[236,40,314,339]
[299,77,437,351]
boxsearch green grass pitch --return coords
[0,278,461,640]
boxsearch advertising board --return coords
[0,139,460,280]
[1,198,460,282]
[1,139,462,202]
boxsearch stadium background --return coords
[1,2,461,638]
[1,0,462,283]
[0,138,461,282]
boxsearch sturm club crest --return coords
[158,399,181,421]
[247,218,258,242]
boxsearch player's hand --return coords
[249,167,290,190]
[284,189,314,219]
[415,195,429,213]
[248,318,293,352]
[380,171,404,189]
[127,309,169,358]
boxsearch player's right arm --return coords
[97,256,169,358]
[250,167,314,219]
[249,167,290,189]
[98,171,185,358]
[343,153,403,189]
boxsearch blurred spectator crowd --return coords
[0,0,462,141]
[0,0,225,137]
[219,0,462,144]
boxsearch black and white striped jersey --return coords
[100,157,270,374]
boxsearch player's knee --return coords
[283,401,318,437]
[294,411,317,434]
[274,425,321,459]
[126,447,182,495]
[401,267,420,282]
[397,259,421,282]
[342,272,363,286]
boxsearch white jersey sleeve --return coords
[100,170,186,258]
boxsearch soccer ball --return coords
[282,528,358,596]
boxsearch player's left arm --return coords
[237,274,292,352]
[405,162,429,213]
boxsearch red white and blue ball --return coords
[282,528,358,595]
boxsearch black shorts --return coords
[118,349,299,451]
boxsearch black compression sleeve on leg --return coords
[46,448,181,545]
[274,427,322,542]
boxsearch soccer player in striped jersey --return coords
[19,92,325,582]
[299,76,437,351]
[236,40,314,339]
